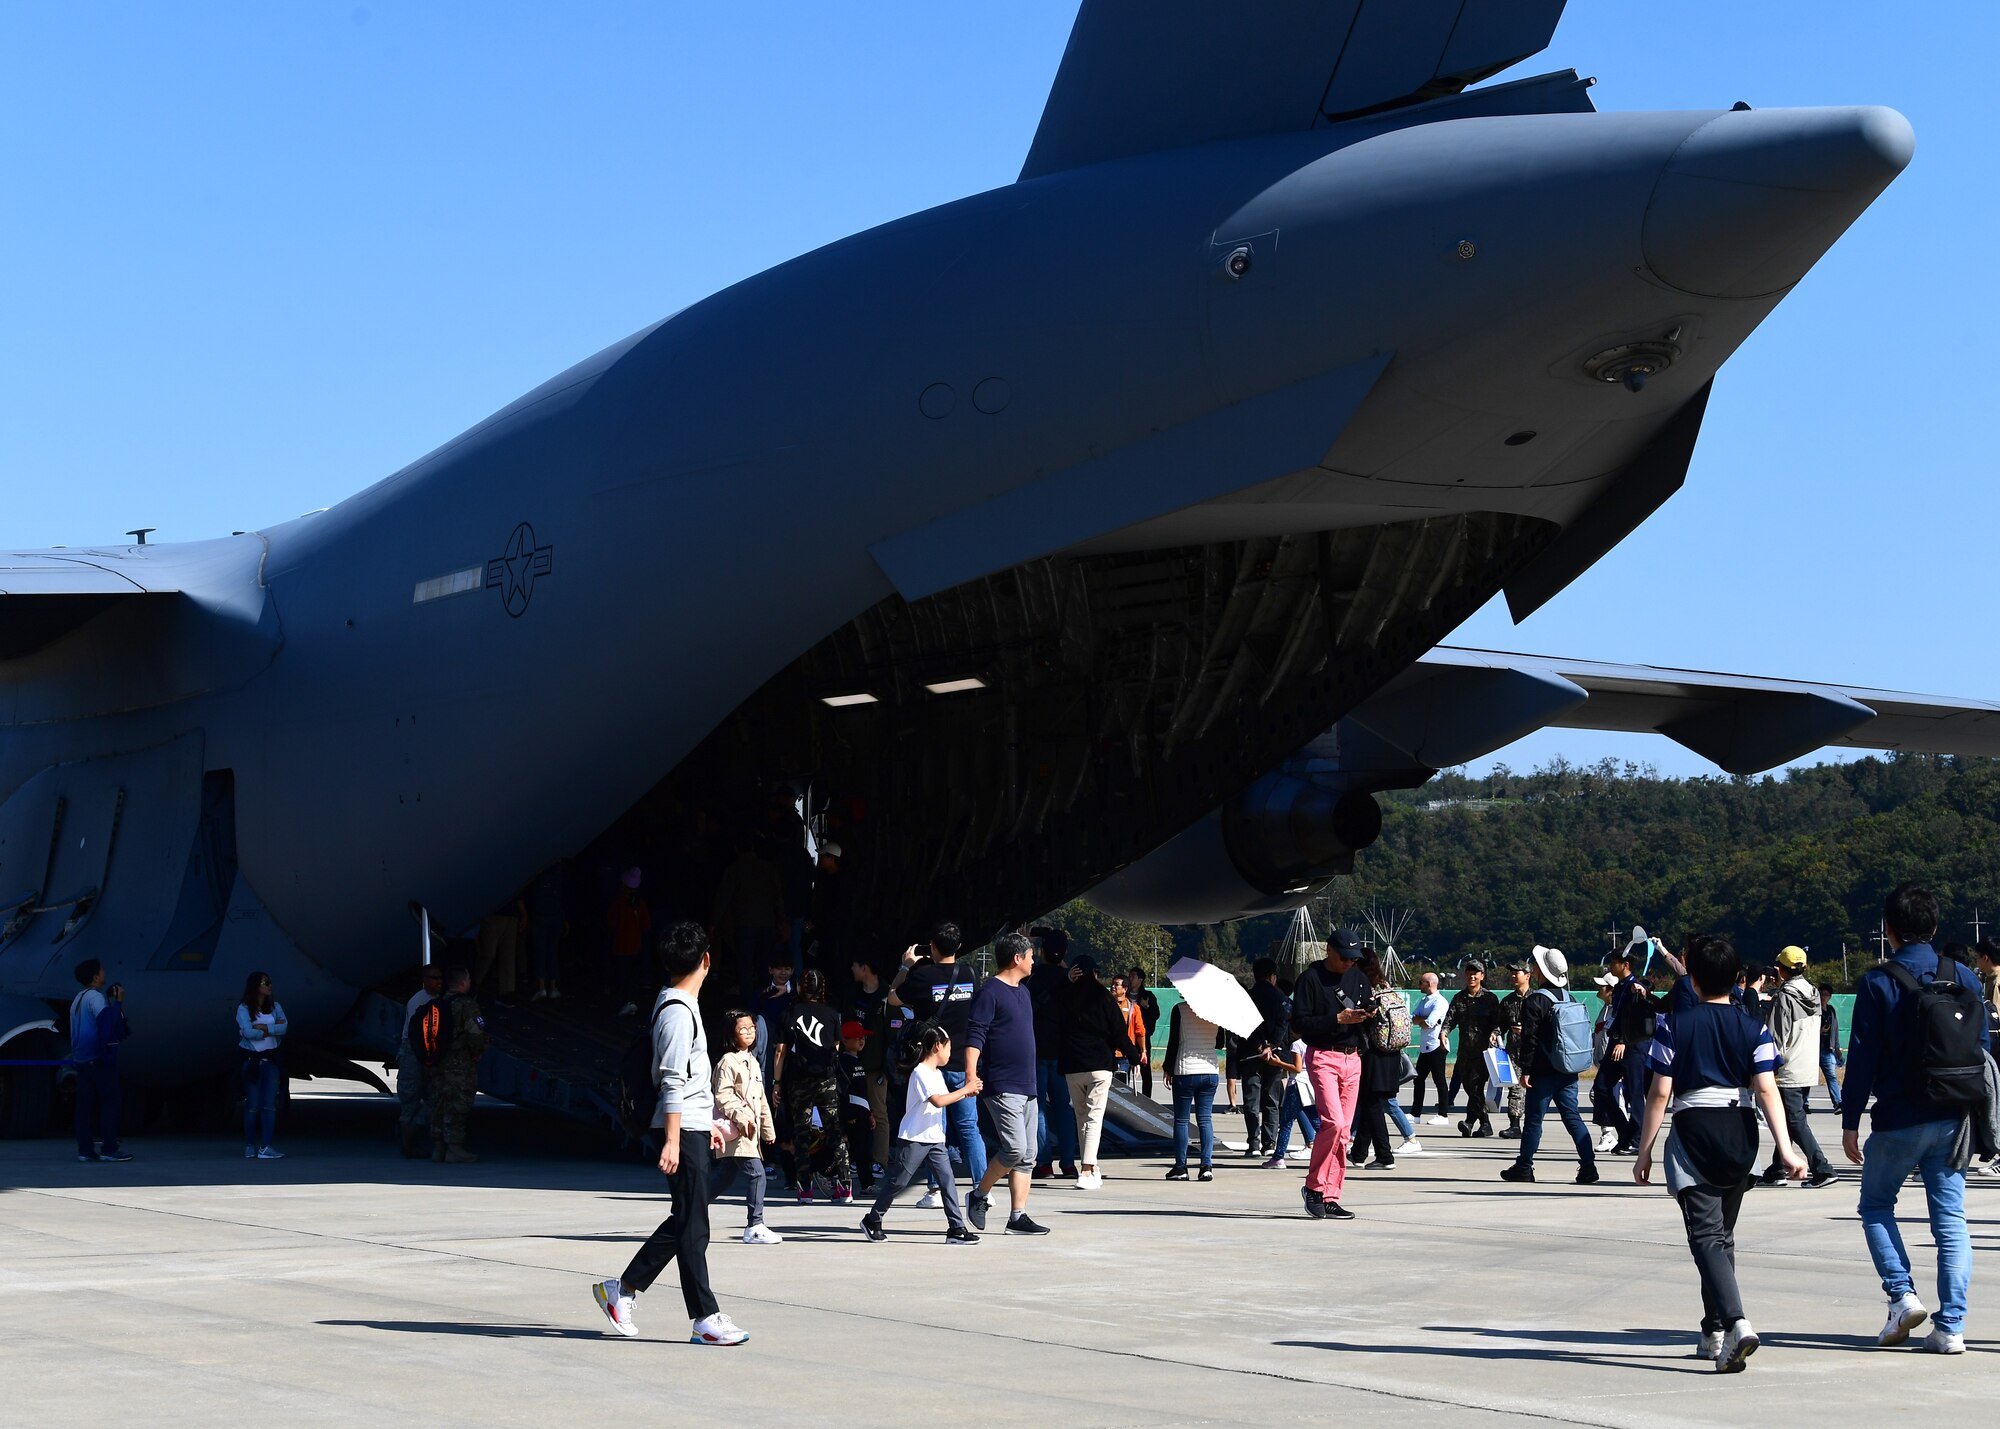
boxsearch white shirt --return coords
[1414,992,1447,1053]
[1291,1038,1315,1107]
[900,1063,947,1143]
[400,989,434,1050]
[236,1002,287,1052]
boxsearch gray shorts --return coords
[987,1091,1037,1171]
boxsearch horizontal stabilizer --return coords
[1022,0,1567,179]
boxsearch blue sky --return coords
[3,3,1993,778]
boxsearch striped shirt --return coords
[1648,1001,1777,1111]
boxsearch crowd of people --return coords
[576,883,1999,1375]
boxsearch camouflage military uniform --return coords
[785,1070,853,1190]
[427,993,488,1163]
[1499,989,1527,1132]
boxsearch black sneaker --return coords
[1611,1143,1636,1156]
[1457,1120,1474,1138]
[1367,1159,1396,1171]
[1300,1186,1326,1219]
[1196,1167,1213,1182]
[1005,1214,1050,1236]
[76,1153,100,1163]
[98,1150,134,1163]
[1472,1124,1494,1139]
[1324,1201,1356,1220]
[1164,1166,1189,1181]
[860,1214,887,1243]
[1499,1163,1535,1183]
[1759,1164,1784,1185]
[945,1226,979,1245]
[966,1192,990,1231]
[1804,1171,1839,1189]
[1576,1163,1601,1186]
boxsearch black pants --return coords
[621,1129,720,1321]
[1411,1048,1448,1117]
[1459,1063,1492,1133]
[1239,1065,1285,1155]
[1443,1059,1466,1114]
[1138,1037,1153,1097]
[74,1060,121,1156]
[1677,1181,1747,1333]
[1766,1084,1832,1178]
[1593,1052,1634,1141]
[1352,1096,1394,1164]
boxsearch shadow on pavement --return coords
[321,1319,605,1340]
[1277,1338,1704,1375]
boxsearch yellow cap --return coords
[1775,945,1808,969]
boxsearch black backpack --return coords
[617,1003,668,1135]
[408,996,455,1069]
[1882,950,1988,1109]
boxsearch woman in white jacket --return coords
[236,971,288,1160]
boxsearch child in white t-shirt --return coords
[1270,1037,1319,1163]
[859,1022,979,1244]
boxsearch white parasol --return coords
[1166,956,1263,1038]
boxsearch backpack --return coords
[617,998,702,1135]
[1368,988,1413,1053]
[1882,951,1988,1109]
[408,996,454,1069]
[1536,988,1595,1074]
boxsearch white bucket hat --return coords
[1531,944,1570,988]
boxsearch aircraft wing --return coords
[0,553,179,660]
[1021,0,1568,179]
[1352,646,2000,776]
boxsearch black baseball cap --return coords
[1326,929,1359,958]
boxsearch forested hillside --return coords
[1049,753,2000,989]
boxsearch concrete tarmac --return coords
[3,1086,1995,1427]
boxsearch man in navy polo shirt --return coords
[1842,883,1989,1354]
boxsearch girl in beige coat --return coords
[712,1011,782,1244]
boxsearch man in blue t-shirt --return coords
[1635,932,1802,1373]
[964,933,1048,1237]
[1841,883,1989,1355]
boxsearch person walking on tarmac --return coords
[1497,960,1532,1137]
[773,969,854,1203]
[1443,959,1502,1138]
[425,966,487,1163]
[1501,947,1600,1186]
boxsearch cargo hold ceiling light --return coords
[820,692,879,707]
[923,677,988,694]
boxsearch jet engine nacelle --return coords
[1085,772,1382,926]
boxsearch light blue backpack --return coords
[1537,988,1596,1074]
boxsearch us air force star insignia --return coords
[485,522,553,617]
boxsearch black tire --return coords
[0,1030,56,1138]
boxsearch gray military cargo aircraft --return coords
[0,2,1978,1132]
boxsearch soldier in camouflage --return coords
[1498,960,1531,1137]
[427,965,488,1164]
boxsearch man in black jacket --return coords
[1290,930,1375,1220]
[1056,957,1139,1190]
[1235,957,1291,1160]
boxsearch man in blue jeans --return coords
[1841,883,1987,1354]
[1501,945,1599,1186]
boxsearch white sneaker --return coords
[592,1279,637,1338]
[915,1190,940,1209]
[1878,1292,1929,1346]
[1397,1137,1424,1156]
[1596,1129,1619,1153]
[1978,1159,2000,1178]
[257,1146,285,1160]
[1923,1327,1966,1355]
[1075,1169,1103,1190]
[1697,1330,1723,1360]
[1715,1318,1758,1373]
[1423,1114,1449,1126]
[691,1311,749,1346]
[742,1223,783,1245]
